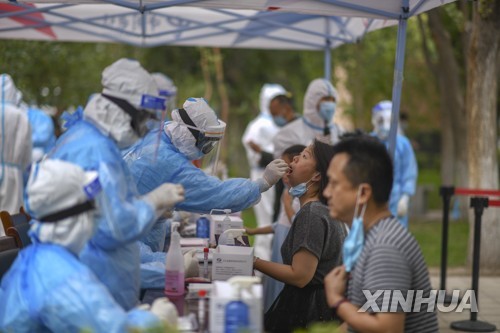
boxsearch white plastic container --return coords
[209,209,244,246]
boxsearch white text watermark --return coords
[359,290,478,313]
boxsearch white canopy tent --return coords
[0,0,456,156]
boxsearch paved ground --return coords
[429,272,500,332]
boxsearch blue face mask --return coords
[319,101,336,123]
[273,115,287,127]
[343,186,367,273]
[288,176,315,198]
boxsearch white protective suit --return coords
[242,83,286,261]
[0,74,32,236]
[273,78,343,158]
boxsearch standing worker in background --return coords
[247,92,299,223]
[0,74,32,236]
[371,100,418,227]
[48,58,185,310]
[242,83,287,261]
[273,78,344,159]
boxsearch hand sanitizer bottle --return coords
[224,276,261,333]
[165,222,185,297]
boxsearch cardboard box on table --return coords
[211,245,253,281]
[209,280,263,333]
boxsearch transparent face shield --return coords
[175,108,227,176]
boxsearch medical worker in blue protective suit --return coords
[124,97,288,288]
[125,97,288,214]
[0,74,32,236]
[273,78,344,159]
[0,159,175,333]
[26,106,56,162]
[371,100,418,227]
[48,58,185,310]
[147,72,177,130]
[126,72,178,254]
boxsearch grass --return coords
[241,208,257,246]
[241,207,469,269]
[417,168,442,210]
[410,218,469,267]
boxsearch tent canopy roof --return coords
[0,0,454,48]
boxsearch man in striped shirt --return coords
[323,136,438,333]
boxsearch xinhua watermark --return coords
[359,290,478,313]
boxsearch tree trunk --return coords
[200,48,213,101]
[466,0,500,269]
[426,9,469,212]
[213,48,230,164]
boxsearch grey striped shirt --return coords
[347,217,438,333]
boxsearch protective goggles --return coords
[159,89,177,98]
[176,108,226,154]
[102,88,166,111]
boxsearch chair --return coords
[7,224,32,249]
[1,207,31,232]
[1,208,32,249]
[0,248,19,280]
[0,236,17,252]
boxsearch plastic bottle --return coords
[196,214,210,239]
[222,209,232,232]
[218,229,246,246]
[224,276,260,333]
[165,222,185,297]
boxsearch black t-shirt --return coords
[281,200,346,285]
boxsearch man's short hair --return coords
[332,135,393,204]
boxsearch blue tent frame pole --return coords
[324,17,331,80]
[388,1,409,158]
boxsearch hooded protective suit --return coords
[241,83,286,261]
[273,78,343,158]
[125,97,289,288]
[0,159,166,333]
[146,73,177,131]
[125,98,261,213]
[48,59,169,310]
[371,101,418,227]
[0,74,32,236]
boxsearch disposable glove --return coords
[183,249,200,278]
[256,159,289,192]
[144,183,185,216]
[397,194,410,217]
[150,297,178,326]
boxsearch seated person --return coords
[0,159,173,332]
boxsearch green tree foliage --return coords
[0,10,450,177]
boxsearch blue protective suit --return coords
[48,120,157,310]
[375,133,418,227]
[27,107,56,157]
[124,128,261,288]
[124,128,261,213]
[0,243,164,333]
